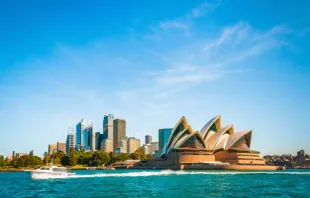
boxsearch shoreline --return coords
[1,167,310,173]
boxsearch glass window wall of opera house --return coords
[132,115,282,171]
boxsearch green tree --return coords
[43,152,49,165]
[133,148,145,160]
[61,155,71,166]
[69,147,76,166]
[108,152,116,164]
[76,151,92,165]
[129,153,139,160]
[10,158,17,168]
[116,153,130,162]
[144,154,153,159]
[90,151,110,166]
[0,156,4,167]
[52,151,66,165]
[15,155,43,168]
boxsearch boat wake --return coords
[31,170,310,180]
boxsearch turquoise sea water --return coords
[0,169,310,197]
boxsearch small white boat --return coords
[26,166,76,179]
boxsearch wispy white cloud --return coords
[190,0,221,18]
[145,1,221,40]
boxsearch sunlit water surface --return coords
[0,169,310,197]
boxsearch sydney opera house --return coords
[133,115,279,170]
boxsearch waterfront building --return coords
[296,150,310,166]
[66,133,75,154]
[113,119,126,153]
[115,139,127,154]
[151,142,159,152]
[158,128,172,154]
[145,135,152,144]
[76,119,86,148]
[101,139,113,153]
[7,155,13,161]
[103,114,114,142]
[143,144,152,155]
[127,137,141,154]
[134,115,274,170]
[48,144,57,155]
[57,142,66,154]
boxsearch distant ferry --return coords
[25,166,76,179]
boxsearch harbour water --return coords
[0,169,310,197]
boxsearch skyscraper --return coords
[95,132,101,150]
[81,125,96,151]
[89,125,96,151]
[57,142,66,154]
[158,128,172,154]
[151,142,159,151]
[145,135,152,144]
[82,127,89,150]
[103,114,114,144]
[66,133,75,154]
[76,119,86,149]
[48,144,57,155]
[143,144,151,155]
[101,139,113,153]
[113,119,126,152]
[127,137,141,154]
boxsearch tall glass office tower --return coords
[158,128,172,154]
[103,114,114,143]
[76,119,86,149]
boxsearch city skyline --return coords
[1,0,310,157]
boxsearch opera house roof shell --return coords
[163,115,254,156]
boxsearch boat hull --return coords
[29,171,76,179]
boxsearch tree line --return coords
[0,148,152,168]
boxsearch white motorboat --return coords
[26,166,76,179]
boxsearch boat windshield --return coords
[40,167,50,170]
[52,167,67,172]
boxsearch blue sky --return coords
[1,0,310,157]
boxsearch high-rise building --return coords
[81,125,96,151]
[127,137,141,154]
[48,144,57,155]
[95,132,101,150]
[76,119,86,148]
[89,126,96,151]
[115,139,127,154]
[57,142,66,153]
[66,133,75,154]
[113,119,126,153]
[143,144,151,155]
[101,139,113,153]
[103,114,114,141]
[158,128,172,154]
[82,127,89,150]
[145,135,152,144]
[151,142,159,152]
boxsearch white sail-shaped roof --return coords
[205,125,234,150]
[200,115,221,140]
